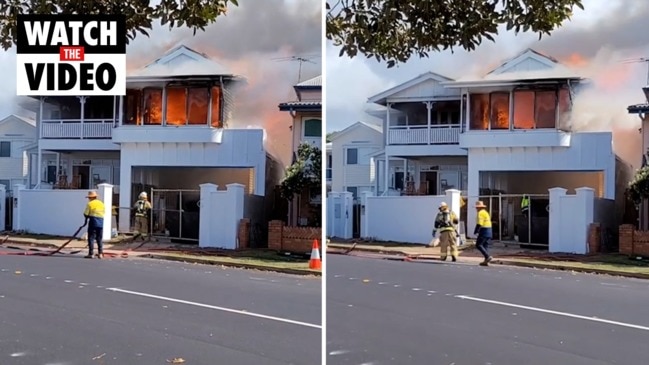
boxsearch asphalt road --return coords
[327,254,649,365]
[0,248,321,365]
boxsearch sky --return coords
[325,0,649,143]
[0,0,321,166]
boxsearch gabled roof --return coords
[278,101,321,112]
[296,75,321,88]
[329,121,382,142]
[368,72,454,104]
[127,44,236,79]
[487,48,559,75]
[0,114,36,127]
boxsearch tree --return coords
[326,131,338,142]
[629,166,649,205]
[0,0,239,51]
[280,142,322,201]
[326,0,584,68]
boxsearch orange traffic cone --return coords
[309,239,322,270]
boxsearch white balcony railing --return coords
[388,124,460,145]
[41,119,114,139]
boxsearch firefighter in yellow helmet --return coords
[133,192,152,241]
[434,202,460,262]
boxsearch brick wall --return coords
[238,218,250,249]
[588,223,601,254]
[268,220,321,254]
[619,224,649,257]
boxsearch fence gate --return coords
[150,189,201,243]
[352,203,362,238]
[4,191,12,231]
[476,193,550,249]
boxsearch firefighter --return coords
[133,192,152,240]
[83,191,105,259]
[434,202,460,262]
[474,200,493,266]
[521,194,530,217]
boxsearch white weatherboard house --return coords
[0,115,36,189]
[356,48,629,249]
[328,121,383,199]
[15,45,279,247]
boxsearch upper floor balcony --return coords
[385,100,462,146]
[41,119,114,139]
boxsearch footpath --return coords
[0,233,321,277]
[327,239,649,280]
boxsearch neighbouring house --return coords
[328,121,383,200]
[278,75,322,227]
[16,45,281,246]
[326,142,332,193]
[357,48,630,246]
[627,86,649,230]
[0,114,36,190]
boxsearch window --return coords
[535,91,557,128]
[346,187,358,199]
[469,94,489,130]
[346,148,358,165]
[303,119,321,137]
[0,142,10,157]
[490,92,510,129]
[124,89,142,125]
[211,86,222,128]
[558,88,571,127]
[142,88,163,125]
[513,91,535,129]
[166,87,210,126]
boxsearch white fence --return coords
[360,189,461,244]
[198,183,245,249]
[326,191,354,239]
[12,183,114,240]
[548,187,616,254]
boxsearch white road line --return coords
[106,287,321,330]
[456,295,649,332]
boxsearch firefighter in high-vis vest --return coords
[434,202,460,262]
[133,192,152,240]
[521,195,530,216]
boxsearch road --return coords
[327,254,649,365]
[0,248,321,365]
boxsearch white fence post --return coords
[548,187,567,253]
[97,183,114,241]
[12,184,26,231]
[360,191,373,238]
[0,184,5,232]
[226,183,245,249]
[199,183,218,248]
[341,191,353,239]
[576,187,595,254]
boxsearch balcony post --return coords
[425,101,432,145]
[118,95,124,126]
[38,96,45,139]
[385,102,391,146]
[77,96,86,139]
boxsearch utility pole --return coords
[271,55,319,83]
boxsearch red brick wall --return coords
[268,220,321,254]
[619,224,649,257]
[588,223,601,254]
[238,218,250,249]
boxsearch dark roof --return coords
[628,103,649,114]
[278,101,322,112]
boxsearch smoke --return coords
[126,0,322,166]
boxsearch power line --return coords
[272,55,320,83]
[620,57,649,85]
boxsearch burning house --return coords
[19,45,281,243]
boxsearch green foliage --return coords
[280,143,322,201]
[0,0,239,51]
[629,166,649,204]
[326,0,584,68]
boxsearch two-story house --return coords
[278,75,322,226]
[0,114,36,190]
[328,121,383,200]
[627,86,649,229]
[367,48,627,241]
[21,45,278,240]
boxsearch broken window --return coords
[188,88,209,125]
[211,86,222,128]
[489,92,510,129]
[124,89,141,125]
[513,91,535,129]
[558,88,572,128]
[535,91,557,128]
[142,88,162,125]
[165,87,187,126]
[469,94,489,130]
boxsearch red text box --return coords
[59,46,85,61]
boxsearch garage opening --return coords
[477,170,604,249]
[130,167,254,243]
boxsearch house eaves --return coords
[278,101,322,112]
[628,103,649,114]
[295,75,322,90]
[368,71,454,105]
[442,76,584,89]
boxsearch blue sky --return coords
[325,0,649,133]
